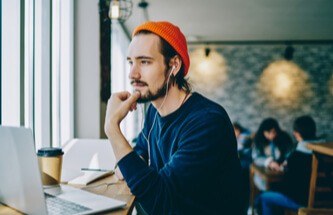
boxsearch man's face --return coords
[127,33,170,103]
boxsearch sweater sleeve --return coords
[133,132,148,162]
[117,112,238,214]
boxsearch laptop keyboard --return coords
[45,193,92,215]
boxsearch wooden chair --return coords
[298,208,333,215]
[297,149,333,215]
[251,143,333,215]
[307,152,333,208]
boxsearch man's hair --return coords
[135,30,191,93]
[293,115,317,140]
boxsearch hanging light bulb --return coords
[283,44,295,61]
[205,47,211,58]
[108,0,133,22]
[109,0,120,19]
[138,0,150,21]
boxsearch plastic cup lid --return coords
[37,147,64,157]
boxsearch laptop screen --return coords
[0,126,127,215]
[0,126,49,214]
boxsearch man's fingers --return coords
[115,91,140,103]
[117,91,131,101]
[123,91,141,109]
[132,91,141,100]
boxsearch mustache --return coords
[130,80,148,86]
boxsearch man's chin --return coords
[137,94,159,103]
[133,90,148,103]
[137,98,149,104]
[136,87,166,104]
[136,95,152,104]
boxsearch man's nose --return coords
[128,65,141,80]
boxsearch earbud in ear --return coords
[168,66,176,77]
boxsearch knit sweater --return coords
[118,92,243,215]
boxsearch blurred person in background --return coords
[256,115,320,215]
[233,122,253,213]
[233,122,253,165]
[252,118,293,190]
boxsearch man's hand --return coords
[104,91,141,137]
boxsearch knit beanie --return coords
[132,21,190,77]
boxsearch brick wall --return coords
[189,44,333,140]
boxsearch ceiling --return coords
[123,0,333,43]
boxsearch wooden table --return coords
[250,164,285,188]
[249,164,285,215]
[0,174,135,215]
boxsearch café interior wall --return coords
[74,0,100,138]
[189,44,333,140]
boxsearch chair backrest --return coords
[308,152,333,208]
[298,208,333,215]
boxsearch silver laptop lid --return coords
[0,126,48,215]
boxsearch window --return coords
[2,0,23,127]
[1,0,73,149]
[1,1,139,149]
[111,22,142,143]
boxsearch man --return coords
[257,115,319,215]
[105,21,243,214]
[233,122,252,168]
[233,122,253,212]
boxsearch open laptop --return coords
[0,126,126,215]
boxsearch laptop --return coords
[0,126,127,215]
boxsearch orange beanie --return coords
[132,21,190,77]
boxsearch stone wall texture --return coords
[189,44,333,141]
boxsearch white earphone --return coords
[142,65,176,166]
[169,66,176,77]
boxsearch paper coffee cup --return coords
[37,147,64,186]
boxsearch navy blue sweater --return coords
[118,93,243,214]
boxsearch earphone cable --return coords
[141,70,173,166]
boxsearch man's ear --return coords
[169,55,182,76]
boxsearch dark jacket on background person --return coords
[280,150,312,205]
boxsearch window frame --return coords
[1,0,74,149]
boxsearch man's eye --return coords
[128,61,133,65]
[141,60,150,65]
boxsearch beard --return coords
[132,71,171,104]
[136,77,169,103]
